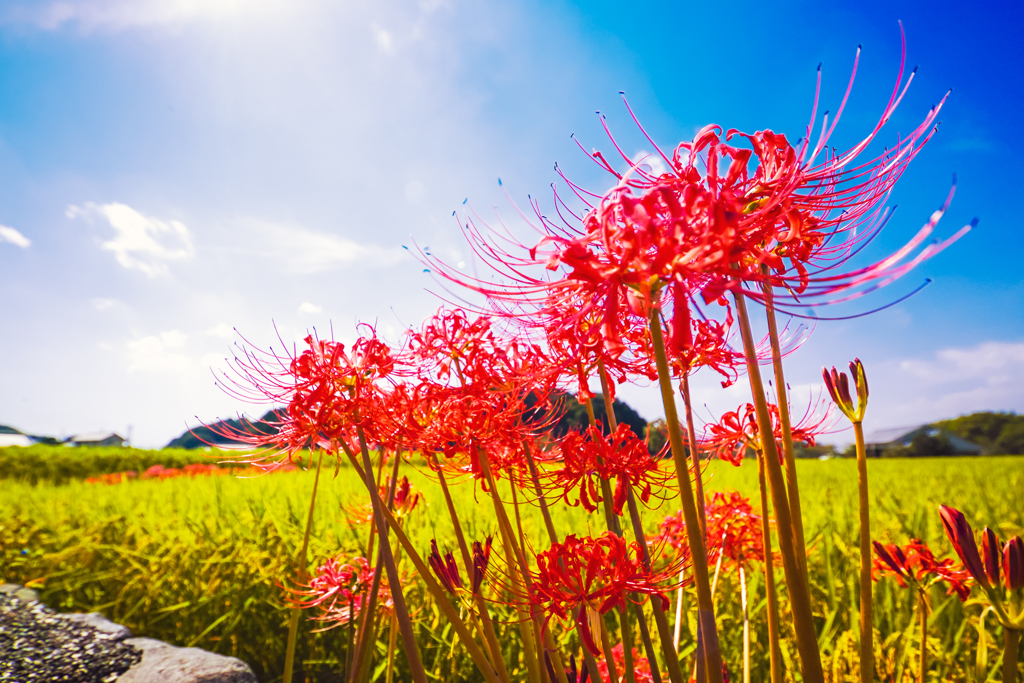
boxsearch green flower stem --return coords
[757,450,783,683]
[918,592,928,683]
[283,447,325,683]
[344,443,503,683]
[853,421,873,683]
[1004,628,1019,683]
[524,441,560,545]
[648,302,724,683]
[588,371,644,683]
[350,450,403,683]
[522,442,583,683]
[577,615,605,683]
[733,292,824,683]
[436,468,511,683]
[680,372,708,533]
[599,612,621,683]
[353,428,430,683]
[477,448,543,683]
[740,565,749,683]
[385,613,398,683]
[625,483,682,683]
[762,281,809,582]
[597,365,681,683]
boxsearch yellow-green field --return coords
[1,449,1021,682]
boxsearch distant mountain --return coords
[0,425,23,435]
[165,409,285,449]
[166,393,651,451]
[933,411,1024,455]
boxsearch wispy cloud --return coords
[298,302,322,314]
[68,202,195,278]
[126,330,191,373]
[861,340,1024,431]
[255,220,408,274]
[0,225,31,248]
[1,0,287,32]
[630,149,669,177]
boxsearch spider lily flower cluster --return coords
[206,35,981,683]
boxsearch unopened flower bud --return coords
[939,505,988,588]
[823,360,868,423]
[1004,536,1024,591]
[471,536,493,594]
[428,539,462,594]
[981,527,1001,587]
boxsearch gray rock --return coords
[0,583,21,594]
[117,638,257,683]
[64,611,134,641]
[13,586,40,603]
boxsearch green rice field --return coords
[1,447,1021,682]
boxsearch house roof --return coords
[865,425,925,444]
[69,432,125,443]
[865,424,982,453]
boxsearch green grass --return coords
[0,445,241,485]
[1,453,1021,682]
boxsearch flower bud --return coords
[428,539,462,594]
[823,360,868,423]
[471,536,493,594]
[938,505,988,588]
[1004,536,1024,591]
[981,527,1001,587]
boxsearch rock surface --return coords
[0,588,140,683]
[117,638,257,683]
[0,584,257,683]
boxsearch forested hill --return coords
[933,411,1024,455]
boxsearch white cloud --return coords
[68,202,195,278]
[405,180,427,203]
[255,220,408,274]
[298,302,322,314]
[630,150,669,178]
[2,0,287,32]
[858,340,1024,434]
[373,24,393,52]
[206,323,235,338]
[91,297,118,311]
[126,330,191,373]
[0,225,31,248]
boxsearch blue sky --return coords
[0,0,1020,448]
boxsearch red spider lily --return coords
[472,536,493,594]
[596,643,654,683]
[527,532,681,654]
[823,358,868,423]
[428,539,463,595]
[545,424,672,516]
[871,539,972,601]
[701,400,836,465]
[210,327,401,468]
[656,492,765,571]
[344,475,422,525]
[1005,537,1024,591]
[422,35,970,373]
[289,555,391,628]
[938,505,988,588]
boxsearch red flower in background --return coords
[211,327,401,469]
[289,555,391,629]
[702,400,835,466]
[872,539,972,601]
[528,532,681,654]
[597,643,654,683]
[656,492,765,571]
[546,424,670,515]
